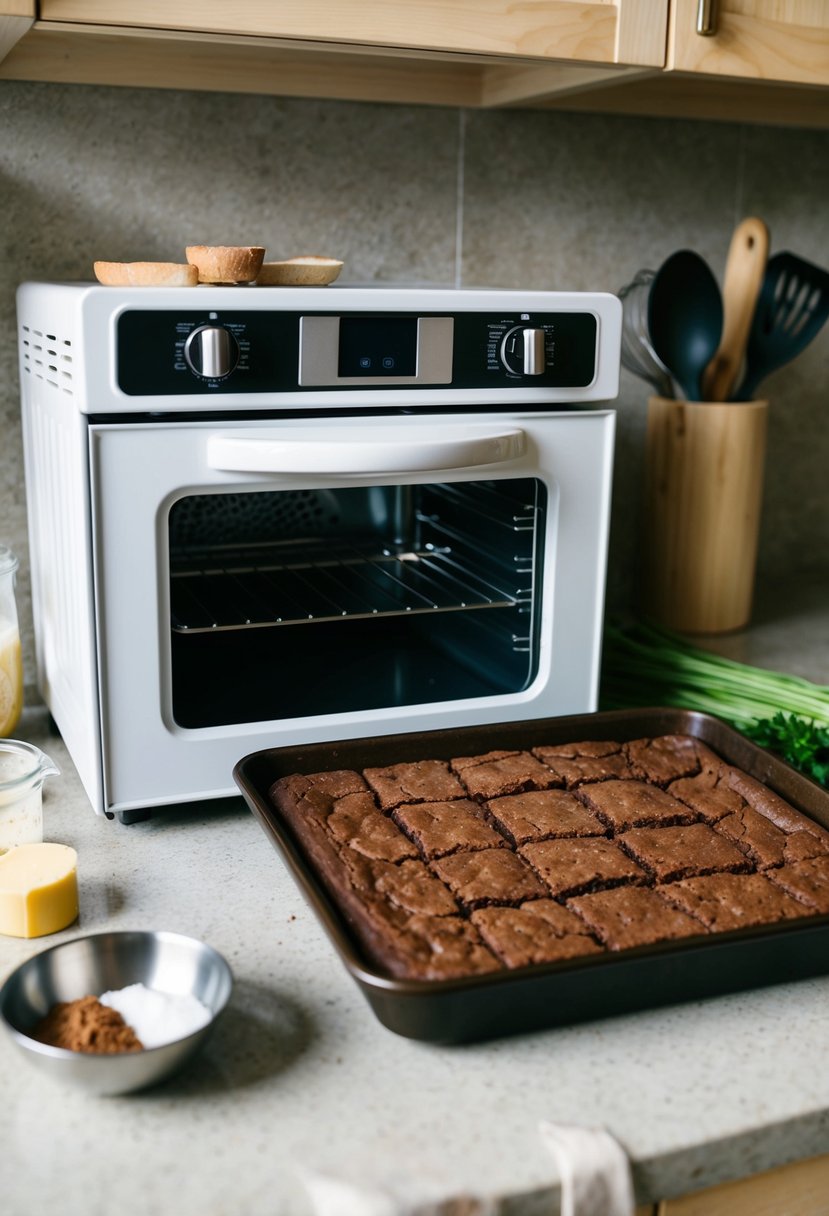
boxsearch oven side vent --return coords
[20,323,74,396]
[22,386,102,814]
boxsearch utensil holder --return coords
[643,396,768,634]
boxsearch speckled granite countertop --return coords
[1,579,828,1216]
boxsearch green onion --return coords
[600,618,829,786]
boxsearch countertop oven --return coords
[17,285,621,819]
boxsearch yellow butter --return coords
[0,842,78,938]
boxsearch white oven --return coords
[17,284,620,820]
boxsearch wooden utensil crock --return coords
[643,396,768,634]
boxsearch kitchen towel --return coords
[539,1121,635,1216]
[301,1168,498,1216]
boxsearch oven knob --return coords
[500,326,546,376]
[184,325,240,379]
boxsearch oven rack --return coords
[170,539,530,633]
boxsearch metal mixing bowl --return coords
[0,929,233,1095]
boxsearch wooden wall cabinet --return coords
[0,2,827,122]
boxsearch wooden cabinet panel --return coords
[668,0,829,86]
[657,1151,829,1216]
[37,0,668,67]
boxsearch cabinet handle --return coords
[696,0,718,35]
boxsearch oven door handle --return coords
[206,425,526,475]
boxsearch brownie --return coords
[765,857,829,914]
[658,872,808,931]
[531,740,634,788]
[392,799,507,859]
[363,905,501,980]
[484,788,606,846]
[713,804,829,870]
[270,775,418,864]
[520,837,647,899]
[326,792,421,863]
[363,759,466,811]
[577,780,700,831]
[450,750,559,800]
[340,853,459,917]
[624,734,707,786]
[432,847,548,910]
[266,734,829,983]
[721,765,829,836]
[668,763,745,823]
[568,886,704,951]
[471,900,603,968]
[619,823,750,882]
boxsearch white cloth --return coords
[300,1169,497,1216]
[539,1121,635,1216]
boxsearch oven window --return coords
[167,479,546,728]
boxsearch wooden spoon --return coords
[702,216,769,401]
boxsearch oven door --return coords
[89,411,614,814]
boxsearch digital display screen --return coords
[338,316,418,378]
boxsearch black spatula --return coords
[737,251,829,400]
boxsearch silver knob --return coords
[522,328,546,375]
[499,325,547,376]
[184,325,239,379]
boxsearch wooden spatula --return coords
[702,216,770,401]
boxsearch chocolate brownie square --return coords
[668,764,746,823]
[658,872,808,931]
[326,792,421,863]
[520,837,647,899]
[363,760,466,812]
[271,769,368,805]
[484,789,606,846]
[619,823,750,883]
[340,853,459,917]
[568,886,704,950]
[722,766,829,837]
[578,780,700,832]
[765,857,829,914]
[713,805,829,870]
[392,799,507,859]
[624,734,706,786]
[270,775,418,864]
[450,750,559,801]
[432,847,548,910]
[531,740,634,788]
[364,905,501,980]
[471,900,602,968]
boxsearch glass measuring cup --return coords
[0,740,60,852]
[0,546,23,737]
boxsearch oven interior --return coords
[168,477,547,728]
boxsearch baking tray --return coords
[233,709,829,1044]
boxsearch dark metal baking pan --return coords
[234,708,829,1044]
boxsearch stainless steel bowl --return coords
[0,930,233,1095]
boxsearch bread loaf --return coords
[94,261,198,287]
[185,245,265,284]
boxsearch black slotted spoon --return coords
[736,251,829,400]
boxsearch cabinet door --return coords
[38,0,668,67]
[668,0,829,85]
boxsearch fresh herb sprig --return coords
[600,619,829,787]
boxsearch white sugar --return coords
[99,982,211,1049]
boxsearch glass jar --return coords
[0,546,23,737]
[0,739,60,851]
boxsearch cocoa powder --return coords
[33,994,144,1053]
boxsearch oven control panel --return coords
[116,309,597,395]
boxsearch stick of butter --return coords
[0,843,79,938]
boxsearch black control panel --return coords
[116,309,597,395]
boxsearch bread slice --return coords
[257,256,343,286]
[94,261,198,287]
[185,245,265,284]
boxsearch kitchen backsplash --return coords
[1,81,827,689]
